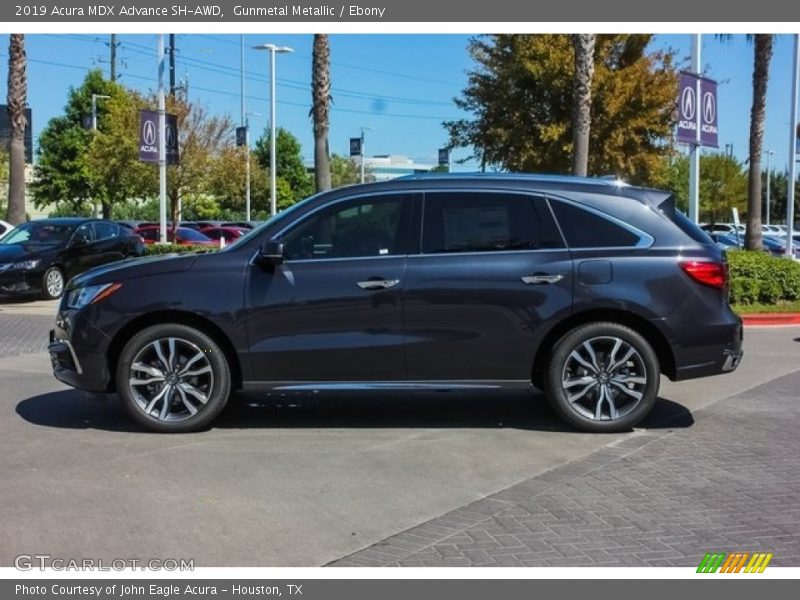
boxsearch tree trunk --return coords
[5,33,27,225]
[571,34,595,178]
[745,35,773,251]
[311,34,331,192]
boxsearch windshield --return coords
[0,221,76,246]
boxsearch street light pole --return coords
[765,149,774,226]
[786,34,799,258]
[361,127,366,183]
[245,112,260,222]
[689,33,701,224]
[91,94,110,130]
[254,43,294,217]
[158,34,168,244]
[359,126,373,184]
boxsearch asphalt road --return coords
[1,298,799,567]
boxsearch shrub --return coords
[143,244,218,256]
[727,250,800,304]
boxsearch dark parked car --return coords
[49,174,743,433]
[134,226,217,247]
[221,221,255,230]
[1,218,145,299]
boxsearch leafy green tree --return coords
[761,169,800,225]
[0,147,8,186]
[205,145,280,216]
[32,69,123,217]
[663,153,747,224]
[84,88,155,219]
[329,153,365,188]
[254,127,314,203]
[446,35,678,185]
[163,96,236,226]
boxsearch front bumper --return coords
[0,268,43,295]
[48,309,113,392]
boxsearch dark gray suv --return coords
[49,174,742,433]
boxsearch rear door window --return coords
[422,192,563,254]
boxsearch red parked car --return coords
[134,226,218,247]
[199,226,248,245]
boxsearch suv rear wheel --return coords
[116,324,231,433]
[545,322,659,432]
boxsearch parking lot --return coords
[1,297,799,567]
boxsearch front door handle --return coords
[522,274,564,285]
[357,278,400,291]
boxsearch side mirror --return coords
[256,240,284,267]
[71,235,87,247]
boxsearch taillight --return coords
[679,260,728,289]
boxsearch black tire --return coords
[544,322,659,433]
[116,323,231,433]
[40,266,65,300]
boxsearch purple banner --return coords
[139,110,179,164]
[677,72,718,148]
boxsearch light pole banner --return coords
[677,72,719,148]
[349,137,362,157]
[139,110,180,165]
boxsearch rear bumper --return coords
[671,318,743,381]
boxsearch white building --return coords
[362,155,435,181]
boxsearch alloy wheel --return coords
[46,269,64,298]
[128,337,215,422]
[560,336,647,421]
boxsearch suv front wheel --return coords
[545,322,659,433]
[116,323,231,433]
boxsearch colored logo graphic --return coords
[697,552,773,573]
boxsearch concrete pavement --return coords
[1,307,798,567]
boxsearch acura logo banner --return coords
[677,71,719,148]
[139,109,180,164]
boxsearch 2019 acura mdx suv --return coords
[48,174,743,433]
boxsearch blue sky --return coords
[5,33,799,173]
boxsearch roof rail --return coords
[395,171,628,186]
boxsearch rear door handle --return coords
[521,274,564,285]
[357,278,400,290]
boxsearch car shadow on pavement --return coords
[15,388,694,433]
[0,294,38,305]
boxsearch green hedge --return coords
[143,244,219,256]
[727,250,800,305]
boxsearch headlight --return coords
[66,283,122,309]
[11,259,40,270]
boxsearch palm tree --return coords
[5,34,27,225]
[311,34,331,192]
[744,35,773,251]
[571,34,596,177]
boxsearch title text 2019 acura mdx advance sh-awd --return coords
[48,174,742,433]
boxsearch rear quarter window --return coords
[549,199,641,248]
[669,208,715,244]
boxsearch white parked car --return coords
[0,220,15,241]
